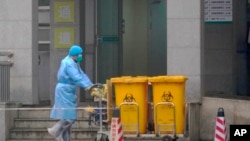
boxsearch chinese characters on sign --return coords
[54,27,75,48]
[204,0,232,23]
[54,2,75,23]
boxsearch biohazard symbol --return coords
[161,91,173,102]
[123,93,136,102]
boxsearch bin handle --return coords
[119,102,140,137]
[154,102,176,137]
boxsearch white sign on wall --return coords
[204,0,232,23]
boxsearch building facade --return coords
[1,0,250,140]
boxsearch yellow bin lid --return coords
[111,76,148,83]
[148,75,188,83]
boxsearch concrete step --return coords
[13,118,102,129]
[8,139,94,141]
[124,136,165,140]
[9,106,110,140]
[124,135,188,141]
[9,137,186,141]
[9,128,102,140]
[17,108,89,119]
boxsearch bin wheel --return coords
[95,133,109,141]
[162,135,174,141]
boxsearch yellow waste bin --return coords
[111,76,148,134]
[148,76,188,135]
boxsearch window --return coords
[39,0,50,6]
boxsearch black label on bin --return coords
[123,93,136,102]
[161,91,173,102]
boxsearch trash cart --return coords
[111,76,148,135]
[148,76,188,136]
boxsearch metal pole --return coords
[94,0,98,83]
[99,89,103,132]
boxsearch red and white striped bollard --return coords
[214,107,227,141]
[110,108,124,141]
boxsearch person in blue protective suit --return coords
[47,45,93,141]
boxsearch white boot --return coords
[47,120,65,138]
[47,128,54,136]
[55,133,64,141]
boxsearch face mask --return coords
[76,54,83,63]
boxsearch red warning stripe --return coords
[118,126,122,134]
[215,134,225,141]
[216,126,224,133]
[118,135,124,141]
[216,118,224,124]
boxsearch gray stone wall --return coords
[204,0,248,96]
[200,97,250,140]
[0,0,39,105]
[0,102,21,141]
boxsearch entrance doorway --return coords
[96,0,167,82]
[96,0,122,83]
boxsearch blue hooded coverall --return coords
[50,55,93,120]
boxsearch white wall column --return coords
[167,0,204,103]
[167,1,203,140]
[0,0,39,105]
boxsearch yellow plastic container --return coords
[111,76,148,134]
[148,76,188,135]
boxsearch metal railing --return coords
[0,50,13,102]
